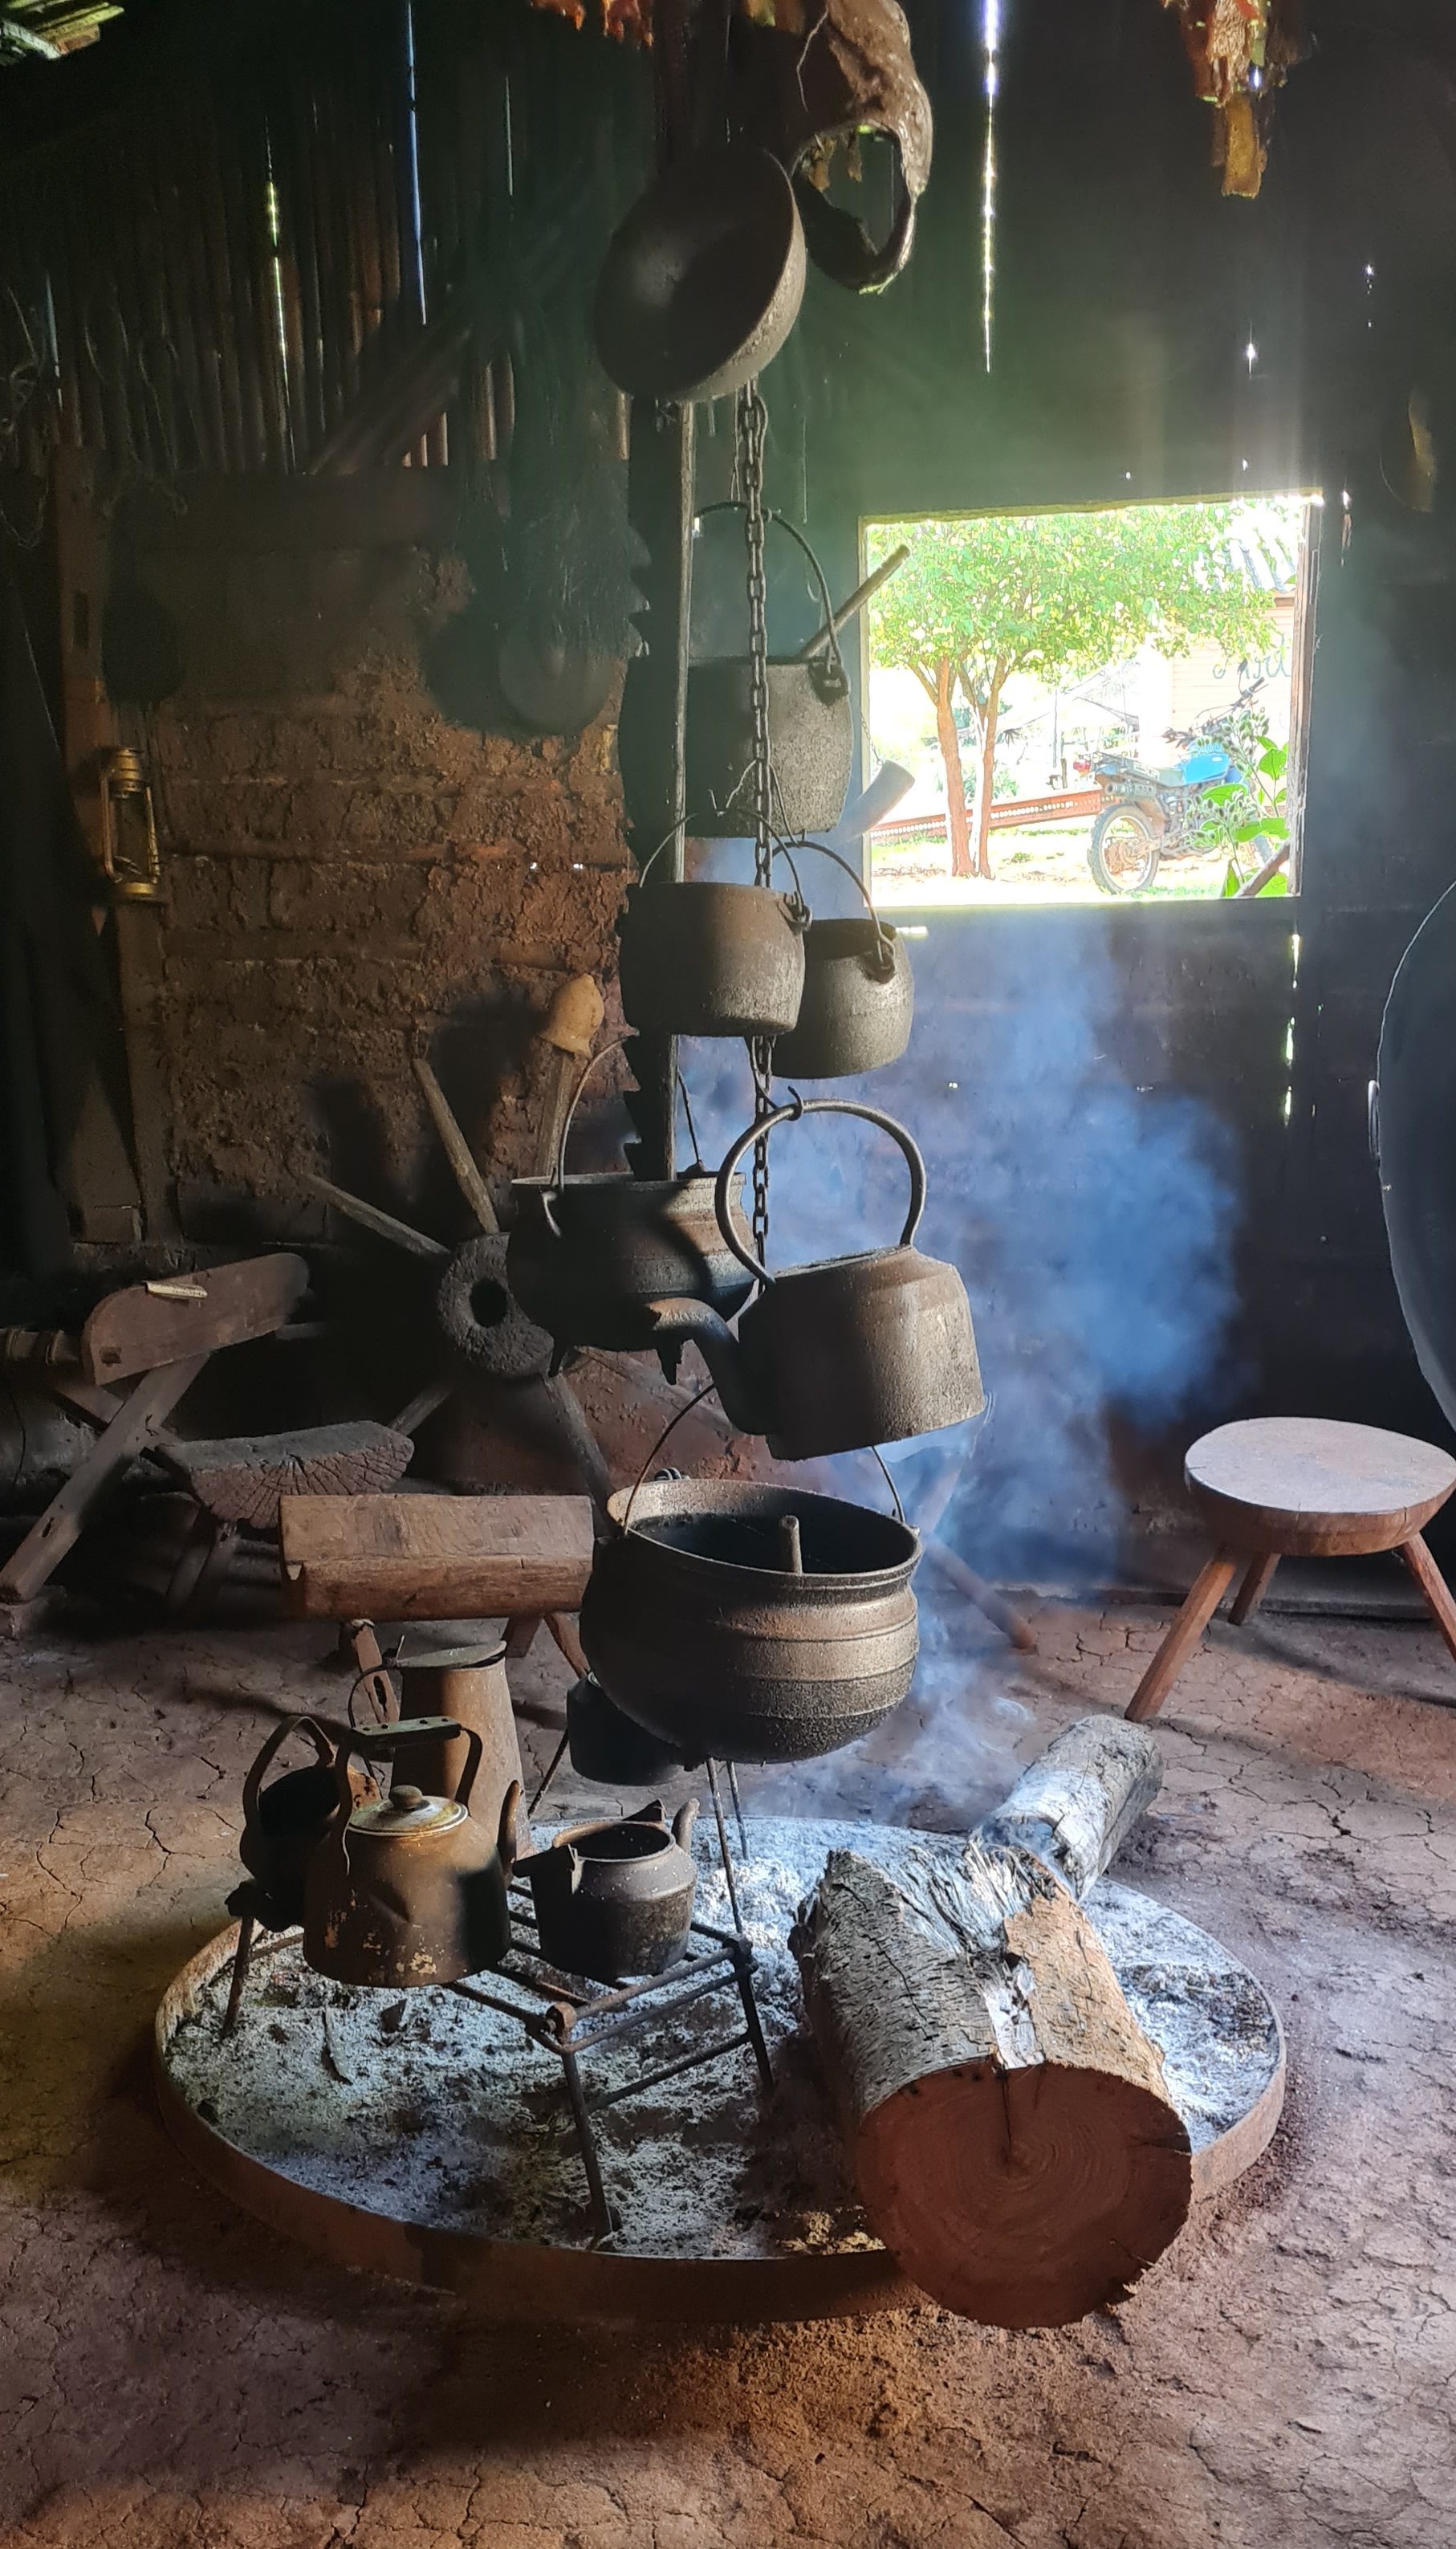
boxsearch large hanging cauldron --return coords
[579,1479,921,1764]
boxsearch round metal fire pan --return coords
[153,1924,909,2327]
[154,1838,1283,2323]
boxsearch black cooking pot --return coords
[567,1675,687,1786]
[519,1800,699,1982]
[580,1479,921,1764]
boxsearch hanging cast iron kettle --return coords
[771,913,913,1080]
[303,1718,519,1989]
[518,1799,700,1984]
[616,872,807,1040]
[645,1099,982,1459]
[506,1039,756,1351]
[682,508,854,840]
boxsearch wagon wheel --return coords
[306,1051,610,1513]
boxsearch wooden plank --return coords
[79,1253,309,1383]
[0,1356,208,1604]
[279,1492,596,1621]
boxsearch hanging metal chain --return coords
[738,378,775,1269]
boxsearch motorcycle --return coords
[1081,691,1264,896]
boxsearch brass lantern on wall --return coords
[98,747,165,904]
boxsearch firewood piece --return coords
[160,1423,415,1529]
[793,1843,1192,2328]
[974,1716,1161,1904]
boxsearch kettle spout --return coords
[644,1297,762,1434]
[672,1798,700,1851]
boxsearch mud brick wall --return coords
[128,476,629,1237]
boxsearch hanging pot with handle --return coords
[238,1713,378,1929]
[770,841,913,1079]
[303,1719,519,1989]
[645,1100,982,1459]
[518,1798,700,1983]
[685,508,853,838]
[580,1478,921,1762]
[616,833,808,1040]
[506,1039,756,1350]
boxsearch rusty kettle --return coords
[303,1717,520,1989]
[645,1099,982,1460]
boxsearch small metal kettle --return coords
[238,1712,376,1929]
[645,1099,982,1460]
[519,1799,699,1984]
[303,1717,520,1989]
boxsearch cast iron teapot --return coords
[645,1098,982,1460]
[517,1798,700,1984]
[303,1717,520,1989]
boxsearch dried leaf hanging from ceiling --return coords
[529,0,653,39]
[1160,0,1304,198]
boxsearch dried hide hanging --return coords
[1161,0,1305,198]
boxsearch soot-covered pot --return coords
[519,1800,699,1983]
[580,1480,921,1764]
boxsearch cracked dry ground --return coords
[2,1593,1454,2549]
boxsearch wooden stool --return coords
[1126,1417,1456,1722]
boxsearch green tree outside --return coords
[866,502,1283,881]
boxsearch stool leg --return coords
[1230,1552,1279,1628]
[1126,1549,1239,1723]
[1397,1534,1456,1667]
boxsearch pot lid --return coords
[351,1785,468,1838]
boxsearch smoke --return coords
[631,857,1242,1830]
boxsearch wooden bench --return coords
[279,1490,596,1676]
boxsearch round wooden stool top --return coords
[1186,1418,1456,1558]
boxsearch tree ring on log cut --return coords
[434,1234,553,1382]
[857,2055,1194,2330]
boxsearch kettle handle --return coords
[540,1033,632,1236]
[240,1712,336,1835]
[713,1097,927,1285]
[692,501,848,694]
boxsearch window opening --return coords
[861,491,1316,908]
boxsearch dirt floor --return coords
[2,1582,1454,2549]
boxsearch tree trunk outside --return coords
[972,665,1007,881]
[933,658,974,881]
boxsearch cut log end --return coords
[856,2057,1193,2329]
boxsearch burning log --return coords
[791,1718,1192,2327]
